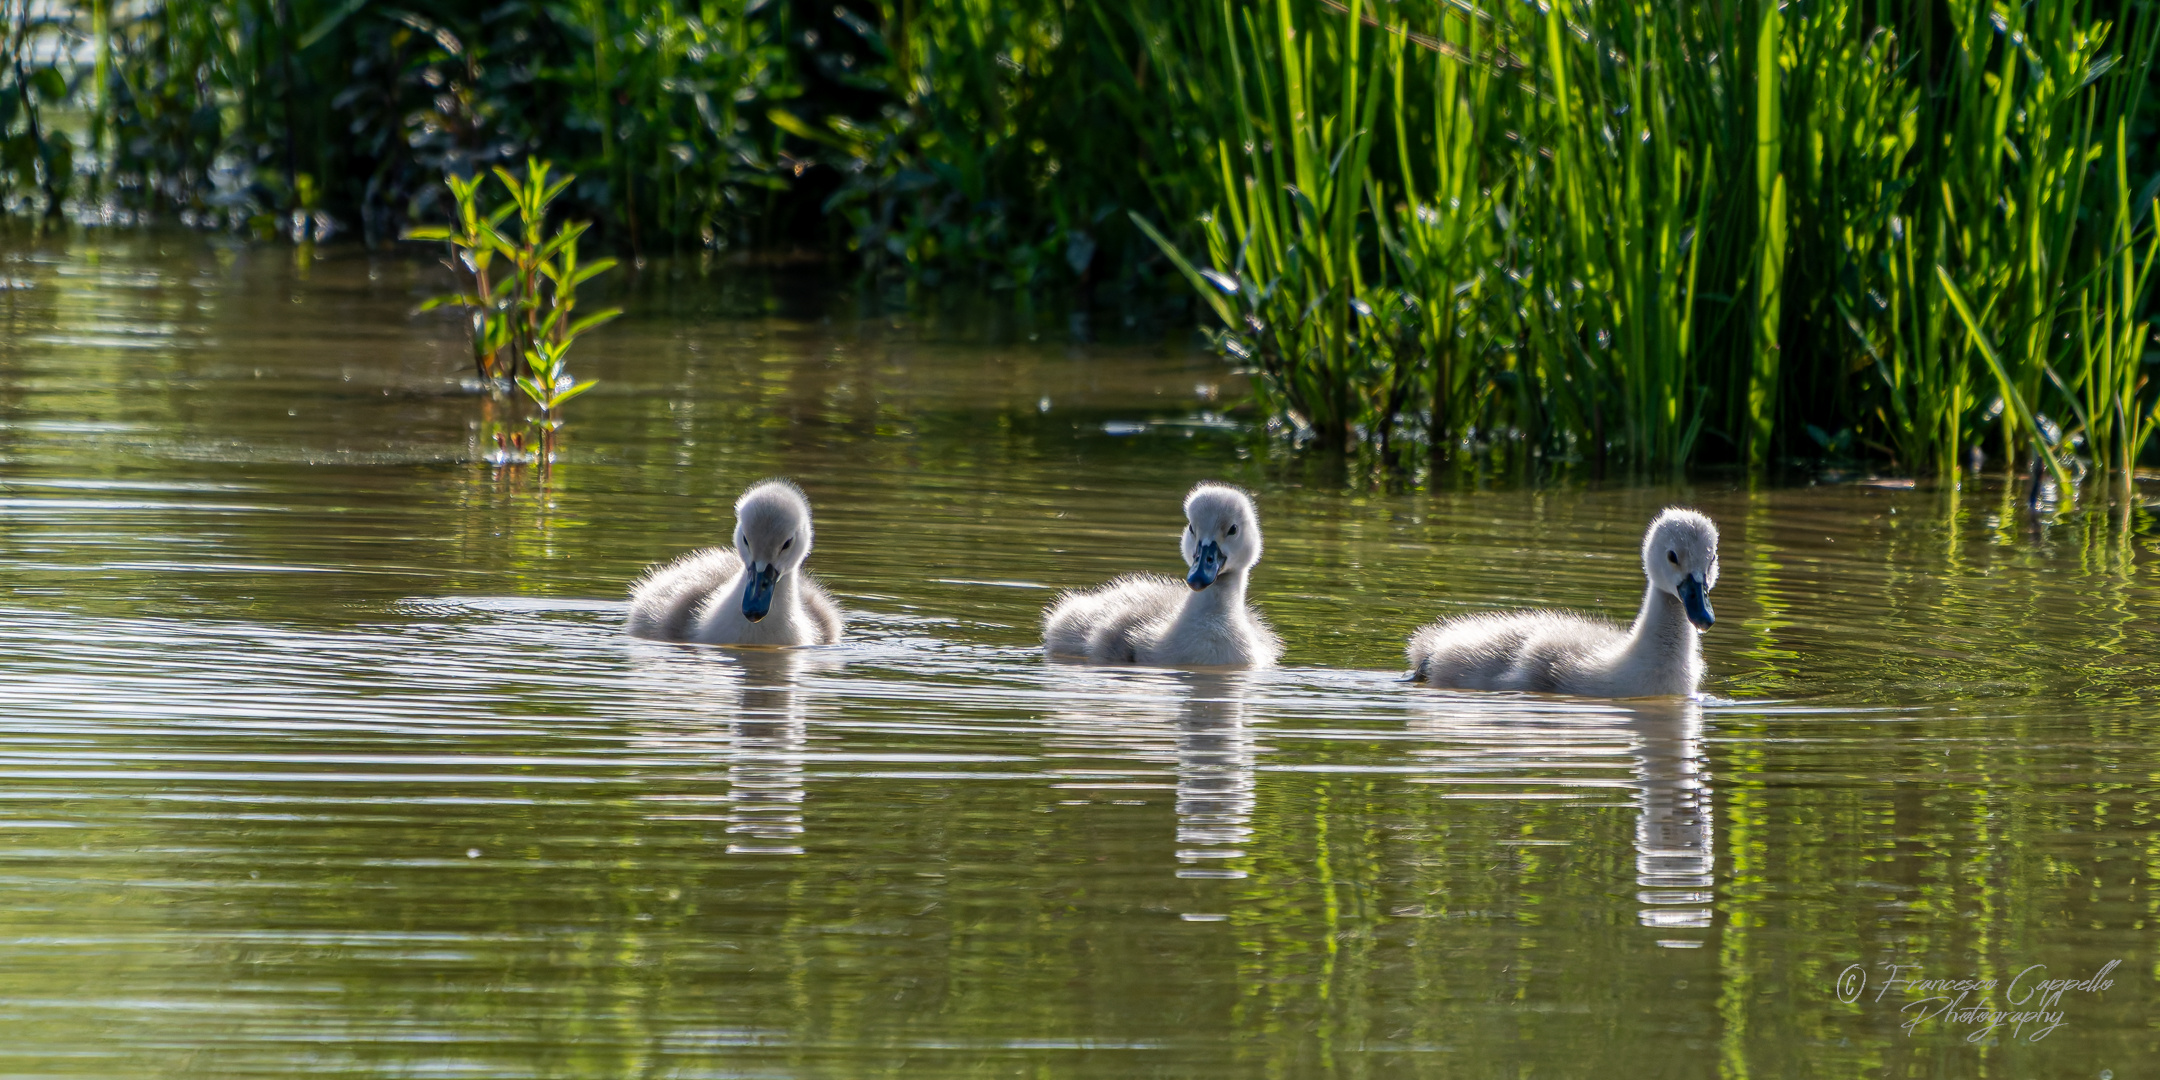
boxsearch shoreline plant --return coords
[407,158,619,467]
[4,0,2158,482]
[1137,0,2160,488]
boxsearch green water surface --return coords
[0,236,2156,1078]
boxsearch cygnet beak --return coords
[1675,574,1714,630]
[1187,539,1223,591]
[741,561,781,622]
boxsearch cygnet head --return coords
[732,479,815,622]
[1179,482,1263,591]
[1642,507,1719,630]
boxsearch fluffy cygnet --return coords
[626,479,844,646]
[1407,508,1720,697]
[1042,483,1284,667]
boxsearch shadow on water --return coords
[1,234,2158,1076]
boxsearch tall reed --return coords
[1139,0,1396,451]
[7,0,2158,480]
[1145,0,2160,479]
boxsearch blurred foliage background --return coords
[0,0,1232,286]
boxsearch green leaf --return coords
[568,257,617,288]
[567,307,622,338]
[547,379,598,409]
[298,0,370,49]
[491,164,524,199]
[415,293,480,313]
[2074,54,2119,92]
[767,108,851,150]
[537,221,590,267]
[29,67,67,102]
[1935,265,2075,492]
[514,374,550,409]
[478,224,517,258]
[403,225,454,242]
[1,134,30,182]
[1130,212,1236,328]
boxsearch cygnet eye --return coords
[1666,550,1679,565]
[782,538,793,551]
[1226,525,1238,536]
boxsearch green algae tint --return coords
[0,235,2157,1078]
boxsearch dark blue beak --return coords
[1187,539,1223,591]
[741,562,780,622]
[1676,574,1713,630]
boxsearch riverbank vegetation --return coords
[2,0,2157,480]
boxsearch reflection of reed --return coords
[1174,674,1255,880]
[1628,703,1713,936]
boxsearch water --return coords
[2,235,2157,1077]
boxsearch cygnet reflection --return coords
[722,650,814,854]
[1627,701,1714,937]
[625,645,832,856]
[1040,668,1261,880]
[1402,696,1717,944]
[1172,673,1258,879]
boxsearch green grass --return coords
[1145,0,2160,480]
[3,0,2158,478]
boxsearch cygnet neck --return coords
[1182,564,1250,616]
[770,567,801,611]
[1622,582,1696,664]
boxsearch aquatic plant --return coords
[1843,0,2160,484]
[1135,0,1393,452]
[1490,0,1731,471]
[7,0,2159,480]
[407,158,619,465]
[1139,0,2160,484]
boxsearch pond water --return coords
[1,235,2157,1078]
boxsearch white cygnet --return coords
[1406,508,1720,697]
[626,479,844,645]
[1042,483,1284,668]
